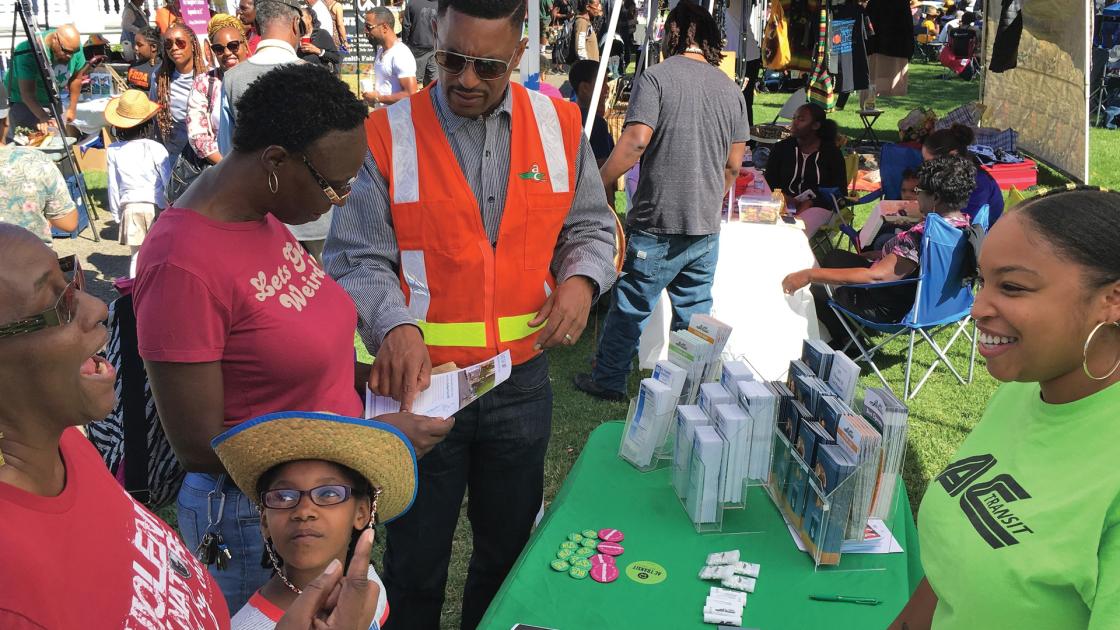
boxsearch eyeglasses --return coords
[59,43,79,55]
[364,21,386,32]
[261,484,354,509]
[434,49,515,81]
[164,37,190,51]
[301,154,356,205]
[913,186,927,194]
[0,256,84,339]
[210,40,243,55]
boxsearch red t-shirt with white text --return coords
[0,428,230,629]
[134,207,363,424]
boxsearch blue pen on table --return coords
[809,594,881,606]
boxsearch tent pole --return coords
[586,0,624,138]
[521,0,541,87]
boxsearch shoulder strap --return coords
[115,294,151,502]
[206,74,216,114]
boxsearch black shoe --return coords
[573,373,627,402]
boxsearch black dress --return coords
[298,28,341,74]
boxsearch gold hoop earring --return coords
[1082,321,1120,381]
[268,171,279,194]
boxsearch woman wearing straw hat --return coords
[213,411,418,629]
[105,89,169,277]
[133,64,450,612]
[0,224,382,629]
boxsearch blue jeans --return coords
[382,354,553,630]
[177,472,272,614]
[1106,106,1120,129]
[592,230,720,392]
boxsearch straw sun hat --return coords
[212,411,418,524]
[104,89,161,129]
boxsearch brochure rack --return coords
[765,428,897,569]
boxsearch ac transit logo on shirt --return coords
[935,454,1035,550]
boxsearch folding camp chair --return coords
[828,213,978,399]
[51,175,93,241]
[809,187,859,260]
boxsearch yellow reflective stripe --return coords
[498,313,543,342]
[415,320,488,347]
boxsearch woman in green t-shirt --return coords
[891,188,1120,629]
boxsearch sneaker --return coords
[573,373,627,402]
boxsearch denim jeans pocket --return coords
[624,230,669,279]
[502,354,551,395]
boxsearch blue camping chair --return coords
[828,213,979,399]
[51,175,92,240]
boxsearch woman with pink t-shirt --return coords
[133,64,450,612]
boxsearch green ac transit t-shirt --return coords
[918,380,1120,630]
[5,30,86,106]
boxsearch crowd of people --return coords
[1,0,1119,629]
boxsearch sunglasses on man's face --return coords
[0,255,84,339]
[434,49,514,81]
[164,37,190,51]
[210,40,243,55]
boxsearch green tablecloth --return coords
[480,422,924,629]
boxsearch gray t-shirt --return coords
[625,55,749,236]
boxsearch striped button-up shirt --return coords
[324,84,618,353]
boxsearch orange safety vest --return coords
[365,83,582,367]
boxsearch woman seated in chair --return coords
[763,103,848,238]
[923,124,1004,225]
[782,155,976,345]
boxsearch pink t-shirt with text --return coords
[134,207,362,424]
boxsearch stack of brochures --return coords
[736,380,778,483]
[687,425,725,525]
[862,387,909,520]
[669,330,713,405]
[672,405,710,499]
[688,314,733,383]
[713,403,752,504]
[619,378,675,469]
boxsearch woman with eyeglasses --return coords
[133,64,441,613]
[889,188,1120,630]
[0,223,395,630]
[152,22,208,170]
[186,15,249,168]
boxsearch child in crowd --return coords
[126,26,161,92]
[105,89,168,277]
[213,411,418,630]
[900,168,919,201]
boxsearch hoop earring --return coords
[1083,321,1120,381]
[268,170,279,194]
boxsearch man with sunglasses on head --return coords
[218,0,337,262]
[325,0,617,627]
[361,7,418,107]
[3,23,88,139]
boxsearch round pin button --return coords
[581,529,599,539]
[581,538,599,548]
[551,559,571,572]
[571,557,592,570]
[556,548,574,560]
[569,566,589,580]
[597,542,624,556]
[590,553,616,566]
[559,541,579,550]
[590,563,620,583]
[568,532,584,543]
[598,529,625,543]
[574,547,596,557]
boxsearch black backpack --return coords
[552,17,578,67]
[86,293,185,509]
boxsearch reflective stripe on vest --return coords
[525,89,570,194]
[400,249,544,347]
[387,99,419,204]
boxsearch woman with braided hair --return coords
[186,14,248,166]
[151,22,207,171]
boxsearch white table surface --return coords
[636,220,822,382]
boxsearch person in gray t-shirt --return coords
[575,1,748,400]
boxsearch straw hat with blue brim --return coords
[211,411,418,524]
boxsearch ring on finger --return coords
[564,333,573,343]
